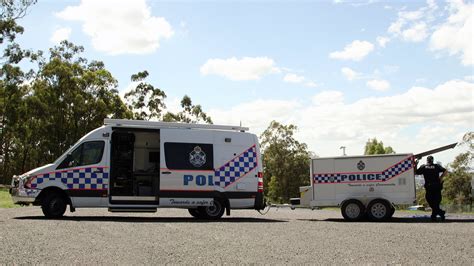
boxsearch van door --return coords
[109,129,160,205]
[159,129,215,201]
[55,139,109,207]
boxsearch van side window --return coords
[57,141,105,169]
[164,142,213,170]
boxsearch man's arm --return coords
[438,165,447,183]
[415,161,424,175]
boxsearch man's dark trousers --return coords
[425,183,443,217]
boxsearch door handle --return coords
[161,171,171,174]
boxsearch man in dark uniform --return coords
[415,155,447,221]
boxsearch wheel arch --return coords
[35,186,72,207]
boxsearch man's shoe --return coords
[440,211,446,222]
[431,215,437,222]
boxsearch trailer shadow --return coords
[299,216,474,223]
[14,216,287,223]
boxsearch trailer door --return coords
[312,158,336,204]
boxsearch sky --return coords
[14,0,474,165]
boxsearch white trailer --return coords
[293,154,416,221]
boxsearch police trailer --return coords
[10,119,265,219]
[290,143,456,221]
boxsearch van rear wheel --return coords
[341,200,365,221]
[188,208,203,218]
[41,193,67,218]
[200,199,225,220]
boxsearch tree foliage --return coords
[442,132,473,205]
[364,138,395,155]
[0,1,213,184]
[0,40,132,183]
[260,121,310,203]
[124,71,166,120]
[163,95,212,124]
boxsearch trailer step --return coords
[108,207,157,213]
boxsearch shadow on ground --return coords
[14,216,287,223]
[298,217,474,223]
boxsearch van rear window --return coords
[164,142,213,170]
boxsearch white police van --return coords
[10,119,265,219]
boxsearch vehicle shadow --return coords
[14,216,287,223]
[298,217,474,223]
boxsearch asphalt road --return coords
[1,207,473,264]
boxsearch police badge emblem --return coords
[189,146,206,167]
[357,160,365,170]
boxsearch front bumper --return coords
[9,183,40,204]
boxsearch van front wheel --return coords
[41,193,67,218]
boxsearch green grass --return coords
[0,188,18,208]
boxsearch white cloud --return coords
[401,22,428,42]
[399,10,424,21]
[200,57,279,81]
[50,27,71,43]
[341,67,360,81]
[376,36,390,48]
[312,91,344,106]
[305,81,318,88]
[209,79,473,163]
[56,0,173,55]
[387,1,438,43]
[430,1,473,66]
[464,75,474,81]
[283,73,305,83]
[329,40,374,61]
[366,79,391,91]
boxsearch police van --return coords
[10,119,265,219]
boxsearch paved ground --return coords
[1,207,473,264]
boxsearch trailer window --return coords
[164,142,213,170]
[57,141,105,169]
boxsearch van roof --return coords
[104,119,249,132]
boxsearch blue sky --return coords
[14,0,474,164]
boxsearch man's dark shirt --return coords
[416,164,446,185]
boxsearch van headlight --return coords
[11,175,19,188]
[21,174,35,189]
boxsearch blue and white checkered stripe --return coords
[382,158,412,181]
[29,167,109,190]
[313,157,413,184]
[214,146,258,188]
[313,174,343,183]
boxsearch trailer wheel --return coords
[367,199,391,221]
[200,199,225,220]
[41,193,67,218]
[341,200,365,221]
[389,206,396,218]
